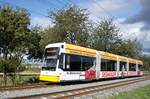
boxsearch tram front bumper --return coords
[39,75,60,82]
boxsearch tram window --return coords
[120,62,127,71]
[101,59,107,71]
[129,63,136,71]
[69,55,82,71]
[101,59,117,71]
[108,60,116,71]
[82,57,95,71]
[59,54,64,70]
[63,54,83,71]
[65,55,70,71]
[45,47,59,59]
[62,54,95,71]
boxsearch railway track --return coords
[0,82,58,91]
[9,76,149,99]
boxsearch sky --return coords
[0,0,150,55]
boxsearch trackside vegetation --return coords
[0,4,150,86]
[0,75,39,86]
[108,84,150,99]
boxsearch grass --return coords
[0,67,41,86]
[109,84,150,99]
[0,75,39,86]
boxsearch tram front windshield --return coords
[42,47,59,71]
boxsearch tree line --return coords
[0,5,149,85]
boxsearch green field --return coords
[109,84,150,99]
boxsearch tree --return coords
[0,5,31,85]
[27,26,42,60]
[44,6,90,47]
[40,27,60,49]
[141,55,150,72]
[91,18,122,53]
[118,39,142,58]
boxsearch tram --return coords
[39,43,143,82]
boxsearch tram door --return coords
[120,62,127,77]
[121,65,125,77]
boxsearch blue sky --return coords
[0,0,142,25]
[0,0,150,55]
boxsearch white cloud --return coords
[114,18,150,54]
[114,18,145,40]
[139,30,150,49]
[31,17,53,28]
[146,33,150,42]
